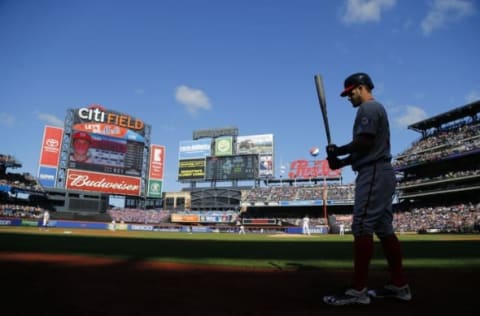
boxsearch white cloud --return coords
[465,90,480,103]
[0,112,15,127]
[36,112,64,127]
[421,0,475,35]
[394,105,428,128]
[341,0,396,24]
[175,85,212,115]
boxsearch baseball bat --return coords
[314,74,332,145]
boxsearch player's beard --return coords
[349,95,362,107]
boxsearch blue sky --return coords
[1,0,479,192]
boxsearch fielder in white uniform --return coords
[42,210,50,230]
[302,215,311,236]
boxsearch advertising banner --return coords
[149,145,165,179]
[72,122,145,142]
[236,134,274,155]
[171,214,200,223]
[65,169,141,196]
[178,139,212,160]
[39,126,63,167]
[37,166,57,188]
[147,179,162,198]
[288,159,341,179]
[259,154,273,178]
[214,136,233,156]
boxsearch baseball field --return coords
[1,227,479,315]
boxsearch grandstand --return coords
[0,154,22,170]
[393,100,480,207]
[1,154,51,218]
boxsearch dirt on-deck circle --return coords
[1,251,478,316]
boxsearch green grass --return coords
[1,227,479,269]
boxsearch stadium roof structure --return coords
[193,127,239,139]
[0,154,22,169]
[408,100,480,133]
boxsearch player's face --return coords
[74,139,90,155]
[347,86,362,107]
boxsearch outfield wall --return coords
[0,217,329,234]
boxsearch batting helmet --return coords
[73,131,92,143]
[340,72,374,97]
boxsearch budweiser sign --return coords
[66,170,141,196]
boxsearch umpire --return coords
[323,73,411,306]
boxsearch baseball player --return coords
[239,224,246,235]
[302,215,311,236]
[42,210,50,230]
[339,223,345,236]
[322,73,411,306]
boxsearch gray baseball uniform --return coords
[350,100,396,237]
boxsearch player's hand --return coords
[326,144,339,157]
[327,156,343,170]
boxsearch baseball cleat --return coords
[323,288,371,306]
[368,284,412,301]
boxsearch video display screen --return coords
[178,159,206,180]
[205,155,258,180]
[68,131,144,177]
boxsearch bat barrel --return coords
[314,74,332,145]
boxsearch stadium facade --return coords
[1,100,479,233]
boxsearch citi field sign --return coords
[77,104,144,131]
[73,104,146,141]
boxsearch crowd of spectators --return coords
[282,216,328,227]
[0,154,21,168]
[107,208,240,225]
[242,184,355,203]
[393,203,480,233]
[1,154,43,192]
[398,169,479,188]
[107,208,171,224]
[393,121,480,168]
[329,202,480,234]
[1,155,48,219]
[0,174,45,194]
[0,203,45,218]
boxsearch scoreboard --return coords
[177,133,273,182]
[205,155,258,180]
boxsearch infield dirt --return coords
[1,252,478,316]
